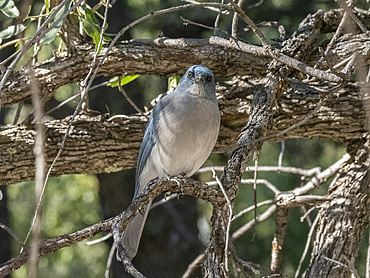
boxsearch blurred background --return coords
[0,0,368,277]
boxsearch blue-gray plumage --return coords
[122,65,220,259]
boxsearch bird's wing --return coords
[134,113,156,198]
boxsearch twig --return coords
[342,256,361,278]
[183,199,273,278]
[199,165,321,176]
[220,82,346,153]
[318,47,338,76]
[43,93,79,117]
[0,38,27,52]
[228,0,268,46]
[322,255,360,278]
[278,140,285,167]
[207,178,280,195]
[300,206,315,224]
[117,76,145,115]
[85,232,112,246]
[80,0,111,111]
[292,153,350,196]
[213,0,224,36]
[229,242,261,277]
[233,199,273,220]
[150,193,178,209]
[336,0,370,35]
[230,153,349,241]
[22,0,110,249]
[270,206,288,274]
[105,242,116,278]
[181,0,229,14]
[180,16,231,37]
[0,177,224,277]
[112,222,146,278]
[27,48,45,278]
[247,0,264,9]
[231,0,245,37]
[243,178,280,195]
[314,7,349,69]
[211,167,232,275]
[0,0,84,108]
[294,212,320,278]
[231,205,276,240]
[366,231,370,278]
[209,36,343,83]
[12,102,23,124]
[0,49,20,68]
[333,55,355,71]
[253,159,259,226]
[33,4,47,64]
[181,253,206,278]
[0,223,26,248]
[276,194,331,208]
[43,79,114,119]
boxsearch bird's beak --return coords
[195,74,205,84]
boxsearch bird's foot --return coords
[163,171,188,194]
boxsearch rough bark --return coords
[1,9,369,108]
[204,10,332,277]
[0,39,270,107]
[0,81,366,186]
[303,136,370,278]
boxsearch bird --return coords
[122,65,220,260]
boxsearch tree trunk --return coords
[304,137,370,278]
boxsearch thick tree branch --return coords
[0,81,366,186]
[203,9,350,277]
[303,136,370,278]
[0,177,223,278]
[1,8,369,108]
[0,39,269,107]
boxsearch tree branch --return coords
[303,136,370,278]
[0,79,365,186]
[1,8,370,107]
[0,177,223,278]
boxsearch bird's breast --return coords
[152,96,220,177]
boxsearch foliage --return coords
[0,0,19,18]
[7,175,108,278]
[39,0,72,46]
[107,75,140,88]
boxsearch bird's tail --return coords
[121,201,152,260]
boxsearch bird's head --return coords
[177,65,216,101]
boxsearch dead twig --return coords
[0,223,26,248]
[211,168,233,275]
[228,0,268,46]
[294,212,321,278]
[117,76,145,115]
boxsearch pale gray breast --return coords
[151,93,220,177]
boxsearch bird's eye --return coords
[206,76,212,82]
[188,71,193,78]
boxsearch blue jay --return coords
[122,65,220,259]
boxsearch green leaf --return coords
[79,4,109,51]
[40,0,72,46]
[0,18,31,39]
[0,0,20,18]
[45,0,50,13]
[107,75,140,88]
[167,76,181,91]
[80,17,101,49]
